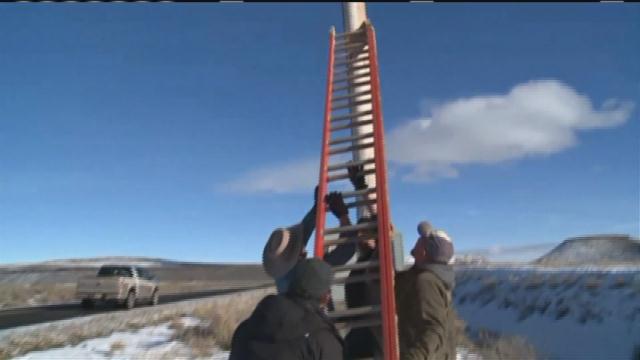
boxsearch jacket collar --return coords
[414,263,455,290]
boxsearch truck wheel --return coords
[125,290,136,310]
[81,298,94,309]
[150,290,159,306]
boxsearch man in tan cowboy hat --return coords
[263,187,358,293]
[395,221,457,360]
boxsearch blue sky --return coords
[1,4,638,264]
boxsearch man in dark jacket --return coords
[395,221,456,360]
[230,258,344,360]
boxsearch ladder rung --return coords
[333,260,379,272]
[335,318,382,330]
[330,119,374,132]
[333,71,371,84]
[325,197,376,211]
[329,132,374,146]
[325,221,377,235]
[333,79,371,93]
[335,42,368,52]
[345,198,377,209]
[334,37,365,47]
[328,305,380,319]
[332,89,372,103]
[324,234,375,247]
[334,46,368,57]
[326,199,377,211]
[333,273,380,285]
[332,98,371,111]
[334,28,365,39]
[334,55,370,68]
[334,50,369,62]
[339,188,377,198]
[335,37,366,46]
[331,110,373,122]
[333,63,371,79]
[329,141,374,155]
[327,167,376,182]
[328,158,375,172]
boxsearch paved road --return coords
[0,285,270,331]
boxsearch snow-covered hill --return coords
[534,234,640,266]
[455,265,640,359]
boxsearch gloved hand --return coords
[326,192,348,218]
[348,164,367,190]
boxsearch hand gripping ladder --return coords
[314,22,399,360]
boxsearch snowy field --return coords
[13,317,229,360]
[455,265,640,359]
[9,315,480,360]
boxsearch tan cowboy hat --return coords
[262,224,305,278]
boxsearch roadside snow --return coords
[455,266,640,359]
[456,347,482,360]
[13,316,229,360]
[12,319,473,360]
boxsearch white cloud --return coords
[219,157,319,194]
[220,153,354,195]
[387,79,634,181]
[220,80,634,193]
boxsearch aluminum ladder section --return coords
[314,22,399,360]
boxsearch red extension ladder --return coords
[314,21,399,360]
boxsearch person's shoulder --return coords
[416,268,439,281]
[395,267,414,281]
[254,293,279,308]
[253,293,298,315]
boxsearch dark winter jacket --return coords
[395,264,456,360]
[343,249,382,359]
[229,294,344,360]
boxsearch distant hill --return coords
[534,234,640,266]
[0,256,269,285]
[455,243,557,264]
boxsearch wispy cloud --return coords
[218,157,319,194]
[387,79,634,181]
[220,80,634,193]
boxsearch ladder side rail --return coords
[314,28,336,259]
[366,22,399,360]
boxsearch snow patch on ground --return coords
[13,316,229,360]
[456,347,482,360]
[455,266,640,359]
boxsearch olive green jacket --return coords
[395,264,456,360]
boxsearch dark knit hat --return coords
[288,258,333,300]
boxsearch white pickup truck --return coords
[76,265,159,309]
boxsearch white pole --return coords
[342,3,376,219]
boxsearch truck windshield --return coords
[97,266,132,277]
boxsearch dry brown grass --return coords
[171,321,216,358]
[157,280,267,295]
[583,277,603,291]
[0,288,272,360]
[0,280,268,310]
[0,283,76,309]
[454,312,538,360]
[609,276,629,289]
[178,290,267,352]
[0,311,179,360]
[472,329,538,360]
[109,340,126,354]
[2,286,538,360]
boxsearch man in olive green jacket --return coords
[395,221,456,360]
